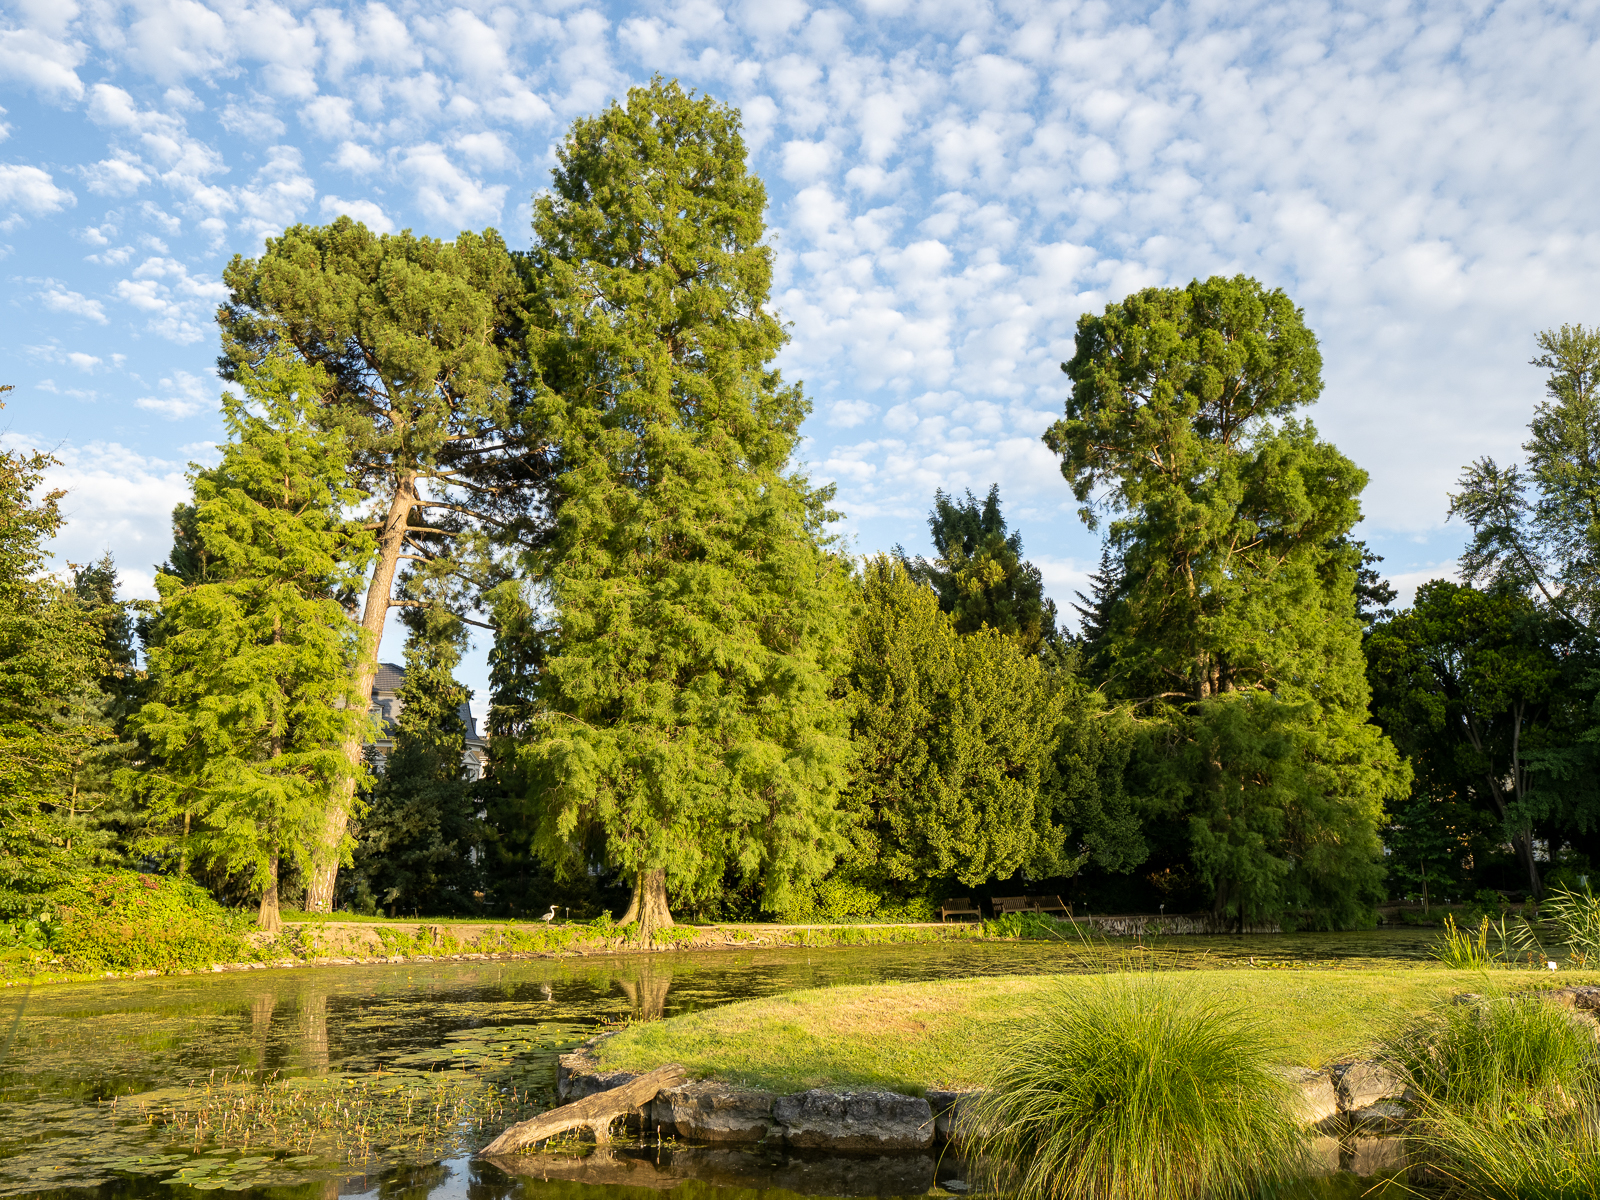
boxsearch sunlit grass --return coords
[971,975,1306,1200]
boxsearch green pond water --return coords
[0,931,1442,1200]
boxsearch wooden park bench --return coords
[939,898,982,923]
[992,895,1073,918]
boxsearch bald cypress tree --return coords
[513,80,854,935]
[128,358,373,930]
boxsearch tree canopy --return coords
[511,78,855,934]
[215,218,542,910]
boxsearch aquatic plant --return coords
[1388,994,1600,1198]
[1415,1102,1600,1199]
[983,911,1081,940]
[971,974,1305,1200]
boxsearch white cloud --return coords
[134,368,215,419]
[36,279,106,322]
[0,25,86,101]
[320,194,395,233]
[0,432,191,597]
[113,256,228,342]
[82,152,150,196]
[401,143,505,226]
[331,140,384,175]
[0,163,75,224]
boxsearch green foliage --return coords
[516,78,854,920]
[351,616,481,915]
[972,975,1305,1200]
[0,402,111,909]
[897,484,1057,655]
[1417,1105,1600,1200]
[126,356,374,918]
[1044,275,1407,927]
[1450,324,1600,629]
[1389,994,1600,1119]
[1541,884,1600,967]
[44,870,251,972]
[843,557,1069,889]
[217,215,544,908]
[982,911,1083,940]
[1366,580,1581,897]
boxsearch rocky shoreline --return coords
[548,985,1600,1156]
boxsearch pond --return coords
[0,930,1439,1200]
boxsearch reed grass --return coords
[971,974,1306,1200]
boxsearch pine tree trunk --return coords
[621,868,673,940]
[259,851,281,933]
[305,474,418,912]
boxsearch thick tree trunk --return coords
[620,868,673,940]
[305,474,418,912]
[1514,830,1544,900]
[258,851,281,933]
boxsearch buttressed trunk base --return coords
[258,852,281,933]
[620,868,673,940]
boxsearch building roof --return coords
[369,661,486,750]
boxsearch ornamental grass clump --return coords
[973,975,1305,1200]
[1388,995,1598,1113]
[1388,996,1600,1199]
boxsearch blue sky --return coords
[4,0,1599,712]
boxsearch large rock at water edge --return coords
[772,1089,934,1151]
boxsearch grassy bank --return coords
[595,967,1600,1092]
[1,907,984,985]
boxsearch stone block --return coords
[924,1090,980,1142]
[1280,1067,1338,1130]
[1348,1100,1410,1132]
[650,1080,776,1143]
[772,1089,935,1151]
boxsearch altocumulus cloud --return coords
[2,0,1597,638]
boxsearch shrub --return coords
[45,871,252,972]
[972,974,1305,1200]
[1388,995,1599,1115]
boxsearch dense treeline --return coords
[6,82,1600,941]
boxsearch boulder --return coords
[1348,1136,1407,1176]
[924,1090,980,1142]
[557,1056,639,1103]
[1280,1067,1338,1131]
[650,1080,776,1143]
[1348,1100,1410,1132]
[1547,986,1600,1011]
[771,1089,935,1151]
[1336,1061,1406,1111]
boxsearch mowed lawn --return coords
[597,968,1600,1094]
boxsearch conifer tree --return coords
[127,358,373,930]
[897,485,1057,655]
[0,387,110,910]
[351,611,480,914]
[216,218,545,911]
[842,557,1067,889]
[1045,276,1409,927]
[515,79,854,934]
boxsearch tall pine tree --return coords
[127,358,373,930]
[512,80,854,935]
